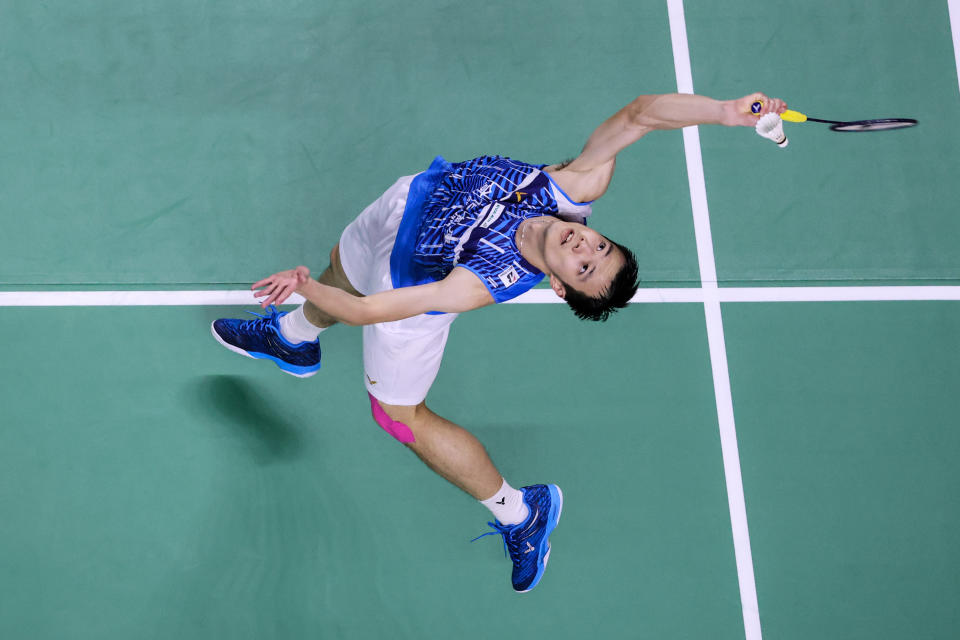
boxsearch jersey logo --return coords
[480,203,505,228]
[502,189,529,204]
[498,266,520,288]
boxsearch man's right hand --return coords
[725,93,787,127]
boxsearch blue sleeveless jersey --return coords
[390,155,593,305]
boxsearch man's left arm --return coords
[252,265,494,325]
[546,92,787,202]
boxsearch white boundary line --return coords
[950,0,960,95]
[667,1,762,639]
[2,286,960,307]
[710,286,960,302]
[0,290,300,307]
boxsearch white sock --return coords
[480,479,529,525]
[278,305,325,343]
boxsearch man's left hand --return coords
[252,266,311,308]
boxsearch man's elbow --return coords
[626,95,665,127]
[338,299,374,326]
[344,297,413,326]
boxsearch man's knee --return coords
[367,393,421,444]
[320,244,362,296]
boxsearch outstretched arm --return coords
[252,265,494,325]
[545,92,787,202]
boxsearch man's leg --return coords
[312,249,518,508]
[301,244,361,329]
[278,244,360,342]
[372,397,563,593]
[376,401,503,500]
[360,313,531,521]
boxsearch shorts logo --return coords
[366,373,377,385]
[498,265,520,288]
[480,203,505,228]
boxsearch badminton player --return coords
[211,90,787,592]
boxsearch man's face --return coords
[542,222,625,299]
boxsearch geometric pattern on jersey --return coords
[210,306,321,378]
[391,155,593,304]
[471,484,564,593]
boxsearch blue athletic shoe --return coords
[473,484,563,593]
[211,306,320,378]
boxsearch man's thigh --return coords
[361,311,458,407]
[317,244,362,296]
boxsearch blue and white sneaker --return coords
[473,484,563,593]
[211,306,320,378]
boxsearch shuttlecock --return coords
[755,112,788,148]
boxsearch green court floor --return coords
[688,0,960,285]
[2,1,959,639]
[0,0,695,287]
[725,302,960,640]
[3,303,957,639]
[0,305,744,639]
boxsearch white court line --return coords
[950,0,960,95]
[667,1,762,639]
[713,286,960,302]
[3,286,960,306]
[0,290,299,307]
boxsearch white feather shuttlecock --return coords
[755,113,788,148]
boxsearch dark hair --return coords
[562,241,639,322]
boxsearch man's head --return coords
[541,221,639,322]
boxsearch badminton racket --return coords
[751,101,917,132]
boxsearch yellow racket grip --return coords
[781,109,807,123]
[750,101,807,123]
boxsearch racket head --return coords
[829,118,918,132]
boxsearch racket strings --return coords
[802,115,918,131]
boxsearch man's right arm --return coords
[546,92,786,203]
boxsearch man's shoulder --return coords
[542,162,613,204]
[439,266,497,310]
[448,259,543,306]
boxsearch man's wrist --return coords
[718,100,740,127]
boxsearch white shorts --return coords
[338,175,458,407]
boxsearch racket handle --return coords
[781,109,807,123]
[750,100,807,123]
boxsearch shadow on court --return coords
[184,374,306,464]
